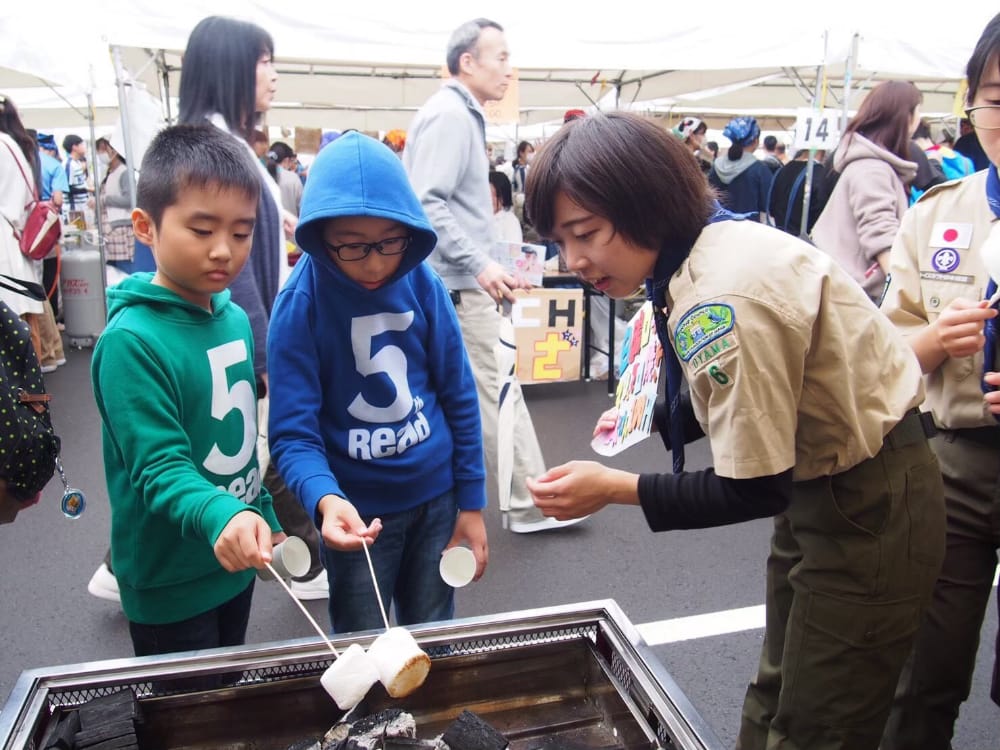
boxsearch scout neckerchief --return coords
[644,201,748,473]
[982,164,1000,421]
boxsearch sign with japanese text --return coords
[511,289,583,384]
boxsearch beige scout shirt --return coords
[883,171,998,429]
[666,220,924,482]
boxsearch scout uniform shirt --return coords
[883,170,999,429]
[665,220,924,481]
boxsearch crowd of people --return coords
[1,11,999,750]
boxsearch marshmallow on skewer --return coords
[321,643,381,710]
[366,627,431,698]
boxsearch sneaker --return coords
[289,568,329,600]
[54,357,67,367]
[87,563,121,603]
[509,515,590,534]
[40,362,58,373]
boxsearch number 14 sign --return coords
[792,108,841,151]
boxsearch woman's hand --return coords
[934,298,997,360]
[526,461,639,520]
[593,407,619,438]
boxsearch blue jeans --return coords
[323,491,457,634]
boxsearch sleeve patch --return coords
[674,303,735,362]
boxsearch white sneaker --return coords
[509,515,590,534]
[87,563,121,603]
[289,568,329,600]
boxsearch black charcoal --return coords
[76,690,142,728]
[441,711,508,750]
[42,710,80,750]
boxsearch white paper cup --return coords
[439,546,476,588]
[258,536,311,580]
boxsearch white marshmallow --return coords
[366,627,431,698]
[321,643,380,710]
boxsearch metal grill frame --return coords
[0,600,723,750]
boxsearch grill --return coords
[0,600,723,750]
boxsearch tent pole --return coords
[799,30,829,238]
[111,46,138,209]
[159,50,173,124]
[839,33,858,135]
[86,88,108,326]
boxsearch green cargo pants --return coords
[736,411,945,750]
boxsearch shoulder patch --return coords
[674,303,735,362]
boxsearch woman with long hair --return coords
[811,81,922,303]
[0,95,48,363]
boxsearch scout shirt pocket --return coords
[919,277,982,381]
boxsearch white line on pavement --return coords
[638,567,1000,647]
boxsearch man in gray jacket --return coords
[404,18,584,533]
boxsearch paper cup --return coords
[258,536,311,580]
[439,546,476,588]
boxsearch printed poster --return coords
[491,241,545,287]
[591,301,662,456]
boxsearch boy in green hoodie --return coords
[92,124,283,659]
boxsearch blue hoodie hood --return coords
[295,132,437,286]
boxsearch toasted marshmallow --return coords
[367,627,431,698]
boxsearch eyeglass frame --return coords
[964,105,1000,130]
[324,235,412,262]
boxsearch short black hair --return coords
[63,134,83,152]
[966,12,1000,105]
[137,124,261,229]
[764,134,777,150]
[489,170,514,210]
[526,113,714,256]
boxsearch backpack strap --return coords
[0,274,46,301]
[782,169,809,233]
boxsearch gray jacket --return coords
[404,80,494,291]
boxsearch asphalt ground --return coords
[0,347,996,747]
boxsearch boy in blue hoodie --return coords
[268,132,488,634]
[91,124,283,659]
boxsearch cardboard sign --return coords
[791,108,841,151]
[511,289,583,384]
[491,241,545,287]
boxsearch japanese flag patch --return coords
[929,223,973,249]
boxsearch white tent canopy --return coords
[2,1,996,136]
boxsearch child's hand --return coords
[214,511,275,572]
[271,530,288,546]
[593,407,619,438]
[985,372,1000,414]
[446,510,488,582]
[317,494,382,551]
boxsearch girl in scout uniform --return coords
[522,112,945,750]
[880,13,1000,749]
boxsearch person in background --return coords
[880,13,1000,747]
[913,119,975,186]
[760,134,783,173]
[775,142,787,164]
[767,149,828,237]
[62,134,90,218]
[265,141,303,217]
[672,116,711,173]
[251,129,269,164]
[95,135,137,272]
[810,81,921,305]
[91,124,281,665]
[382,129,406,156]
[268,132,487,633]
[0,95,45,364]
[489,170,521,244]
[33,130,69,338]
[523,111,944,750]
[404,18,585,533]
[954,116,990,171]
[510,140,533,195]
[709,116,773,220]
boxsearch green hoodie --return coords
[92,273,278,625]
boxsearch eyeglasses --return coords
[965,105,1000,130]
[325,236,410,262]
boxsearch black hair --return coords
[137,124,260,229]
[763,135,777,150]
[912,119,932,140]
[489,170,514,210]
[62,133,83,153]
[0,94,40,184]
[265,141,295,183]
[445,18,503,76]
[178,16,275,143]
[967,13,1000,104]
[526,112,714,255]
[515,140,533,165]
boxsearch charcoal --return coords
[321,721,352,750]
[349,709,409,736]
[76,690,142,728]
[42,710,80,750]
[285,739,321,750]
[383,737,441,750]
[322,709,417,750]
[74,719,135,745]
[441,711,508,750]
[75,736,138,750]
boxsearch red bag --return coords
[2,141,62,260]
